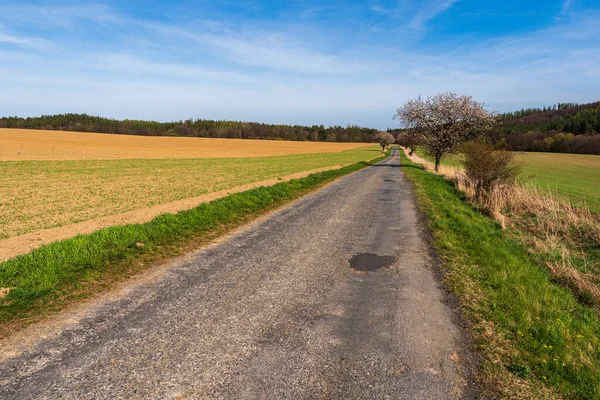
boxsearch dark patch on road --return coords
[348,253,396,272]
[384,179,397,183]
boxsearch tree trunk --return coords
[435,154,441,172]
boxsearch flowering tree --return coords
[396,131,421,156]
[377,132,395,151]
[394,92,497,171]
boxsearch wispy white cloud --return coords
[405,0,459,30]
[88,53,260,84]
[137,21,372,75]
[200,33,369,74]
[0,27,54,50]
[562,0,575,13]
[370,6,392,13]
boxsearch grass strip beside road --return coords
[0,152,387,337]
[400,151,600,399]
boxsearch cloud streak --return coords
[405,0,460,30]
[0,27,54,50]
[562,0,575,12]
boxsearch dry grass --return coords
[457,178,600,306]
[403,149,461,178]
[402,147,600,307]
[0,128,372,161]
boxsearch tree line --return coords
[0,114,380,143]
[490,102,600,154]
[2,102,599,153]
[500,102,579,119]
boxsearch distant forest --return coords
[0,114,379,143]
[490,101,600,154]
[2,102,600,154]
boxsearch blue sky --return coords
[1,0,599,128]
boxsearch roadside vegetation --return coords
[412,148,600,212]
[0,151,388,337]
[376,131,395,150]
[405,145,600,323]
[394,92,496,171]
[400,150,600,399]
[394,92,600,397]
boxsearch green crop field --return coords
[515,152,600,212]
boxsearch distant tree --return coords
[377,132,395,150]
[394,92,497,171]
[396,131,421,155]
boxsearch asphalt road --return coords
[0,148,475,399]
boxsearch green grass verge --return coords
[0,152,387,335]
[400,151,600,399]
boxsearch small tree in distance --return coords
[396,131,421,155]
[377,132,395,151]
[394,92,497,171]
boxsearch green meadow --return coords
[515,152,600,212]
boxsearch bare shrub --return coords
[461,140,520,203]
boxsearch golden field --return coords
[0,129,379,259]
[0,128,372,160]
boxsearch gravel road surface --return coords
[0,148,476,399]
